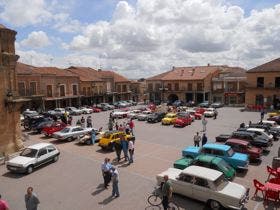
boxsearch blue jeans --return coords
[129,149,134,163]
[112,181,119,197]
[123,149,128,161]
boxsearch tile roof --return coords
[16,62,37,74]
[32,66,78,77]
[147,66,221,81]
[67,66,103,82]
[98,70,131,83]
[248,58,280,73]
[215,67,246,78]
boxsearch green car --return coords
[173,155,236,180]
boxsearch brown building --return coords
[212,67,246,106]
[130,78,147,102]
[146,66,221,104]
[0,25,26,154]
[67,66,105,105]
[245,58,280,109]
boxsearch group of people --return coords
[76,116,93,128]
[0,187,40,210]
[193,132,208,147]
[113,133,135,164]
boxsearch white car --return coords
[127,109,142,119]
[6,143,60,174]
[52,126,93,141]
[112,110,128,118]
[156,166,249,210]
[204,108,216,117]
[246,128,273,140]
[65,107,83,115]
[79,107,93,114]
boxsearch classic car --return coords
[156,166,249,210]
[79,107,93,114]
[204,108,216,117]
[92,106,102,112]
[127,109,142,119]
[147,103,157,111]
[100,103,115,110]
[137,110,152,121]
[198,101,210,108]
[267,110,280,117]
[76,129,101,145]
[174,155,236,180]
[6,143,60,174]
[182,143,249,170]
[112,110,129,118]
[31,118,54,133]
[267,116,280,125]
[174,114,192,127]
[211,102,224,108]
[65,107,83,115]
[161,113,177,125]
[225,139,262,161]
[42,122,67,137]
[244,128,273,141]
[52,126,92,141]
[98,131,135,150]
[187,109,202,120]
[22,109,38,116]
[24,115,45,130]
[215,134,232,142]
[127,100,137,106]
[146,112,166,123]
[195,107,206,115]
[173,100,184,107]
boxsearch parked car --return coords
[137,110,152,121]
[173,155,236,180]
[79,107,93,114]
[241,127,273,141]
[198,101,210,108]
[65,107,83,115]
[204,108,216,117]
[127,109,142,119]
[146,112,166,123]
[173,100,184,107]
[187,110,202,120]
[31,118,54,133]
[267,110,280,117]
[147,103,156,111]
[92,106,102,112]
[195,107,206,115]
[215,134,232,142]
[42,122,67,137]
[98,131,135,150]
[182,143,249,170]
[156,166,249,210]
[225,139,262,162]
[127,100,137,106]
[76,128,100,145]
[161,113,177,125]
[211,102,223,108]
[100,103,114,110]
[23,115,45,130]
[112,110,128,119]
[22,109,38,117]
[6,143,60,174]
[174,113,192,127]
[52,126,92,141]
[267,116,280,125]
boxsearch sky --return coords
[0,0,280,78]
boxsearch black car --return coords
[198,101,210,108]
[231,131,271,150]
[23,115,45,130]
[146,112,166,123]
[267,116,280,125]
[31,118,54,133]
[215,134,231,142]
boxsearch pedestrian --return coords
[240,122,245,128]
[193,132,201,147]
[129,119,135,135]
[125,123,130,135]
[202,116,207,132]
[113,141,122,162]
[249,121,252,126]
[260,109,265,122]
[86,116,92,128]
[118,124,124,132]
[81,116,86,128]
[115,122,119,130]
[111,166,120,198]
[120,134,129,161]
[202,133,208,146]
[0,194,9,210]
[25,187,40,210]
[213,109,218,119]
[91,129,96,145]
[108,118,113,131]
[128,139,134,164]
[161,175,172,210]
[67,116,72,125]
[101,158,112,189]
[76,118,81,126]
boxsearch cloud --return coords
[20,31,51,49]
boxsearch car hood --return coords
[219,182,247,199]
[231,152,248,162]
[8,156,35,165]
[156,168,182,182]
[248,147,262,154]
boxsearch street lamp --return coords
[159,87,168,104]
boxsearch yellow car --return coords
[268,110,280,117]
[161,113,177,125]
[98,131,135,150]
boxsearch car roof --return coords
[226,139,248,146]
[233,131,254,136]
[182,165,222,181]
[196,155,217,163]
[247,128,265,132]
[203,143,230,151]
[27,143,54,150]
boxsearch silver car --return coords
[52,126,92,141]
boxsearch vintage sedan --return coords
[204,108,216,117]
[98,131,135,150]
[65,107,83,115]
[267,116,280,125]
[137,110,152,121]
[92,106,102,112]
[6,143,60,174]
[52,126,92,141]
[161,113,177,125]
[174,114,192,127]
[147,112,166,123]
[225,139,262,161]
[112,110,129,119]
[267,110,280,117]
[156,166,249,210]
[174,155,236,180]
[42,122,67,137]
[182,143,249,170]
[127,109,142,119]
[79,107,93,114]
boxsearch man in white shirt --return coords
[128,139,134,164]
[111,166,120,198]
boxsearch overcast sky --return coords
[0,0,280,78]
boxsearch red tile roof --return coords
[248,58,280,73]
[98,70,131,83]
[16,62,37,74]
[32,66,77,77]
[67,66,103,82]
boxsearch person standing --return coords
[260,109,265,122]
[67,116,72,126]
[118,124,124,132]
[202,116,207,132]
[193,132,201,147]
[213,109,218,120]
[91,129,96,145]
[115,122,119,131]
[128,139,134,164]
[202,133,208,146]
[108,118,113,131]
[120,134,128,161]
[113,141,122,162]
[81,116,86,128]
[129,119,135,135]
[86,116,92,128]
[0,194,9,210]
[25,187,40,210]
[101,158,112,189]
[111,166,120,198]
[161,175,172,210]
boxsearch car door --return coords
[47,145,57,157]
[36,147,49,167]
[172,174,193,197]
[192,177,211,202]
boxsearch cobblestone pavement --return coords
[0,107,278,210]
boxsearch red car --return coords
[42,122,66,137]
[187,110,202,120]
[225,139,262,161]
[147,103,156,111]
[174,115,192,127]
[92,107,102,112]
[195,107,206,115]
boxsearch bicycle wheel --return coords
[168,201,179,210]
[148,195,162,206]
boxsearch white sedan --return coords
[156,166,249,210]
[79,107,93,114]
[52,126,92,141]
[112,110,128,118]
[204,108,216,117]
[127,109,142,119]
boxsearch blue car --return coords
[182,143,249,170]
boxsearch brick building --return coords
[212,67,246,106]
[130,78,147,102]
[245,58,280,109]
[146,66,221,104]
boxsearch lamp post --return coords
[159,87,168,104]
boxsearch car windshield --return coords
[213,174,228,190]
[217,159,232,172]
[20,148,38,158]
[60,128,70,133]
[227,148,234,157]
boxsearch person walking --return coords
[213,109,218,120]
[0,194,9,210]
[120,134,128,161]
[76,118,81,126]
[25,187,40,210]
[129,119,135,135]
[111,166,120,198]
[260,109,265,122]
[91,129,96,145]
[193,132,201,147]
[115,122,119,130]
[67,116,72,126]
[81,116,86,128]
[86,116,92,128]
[202,133,208,146]
[113,141,122,162]
[108,118,113,131]
[161,175,172,210]
[202,116,207,132]
[101,158,112,189]
[128,139,134,164]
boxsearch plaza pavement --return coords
[0,107,278,210]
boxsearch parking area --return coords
[0,107,279,210]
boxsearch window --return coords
[60,85,65,97]
[187,83,192,91]
[87,87,91,95]
[30,82,37,95]
[83,87,86,95]
[257,77,264,88]
[275,77,280,88]
[178,174,193,183]
[212,149,224,156]
[167,83,172,90]
[47,146,56,152]
[194,177,209,188]
[213,83,222,91]
[256,94,264,105]
[197,83,203,91]
[155,83,161,91]
[201,148,212,155]
[46,85,52,97]
[117,85,121,92]
[38,148,47,157]
[72,85,78,95]
[122,84,127,92]
[18,82,26,96]
[148,83,153,91]
[174,83,179,91]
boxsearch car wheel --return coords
[66,137,73,142]
[26,165,33,174]
[53,155,59,162]
[86,140,91,145]
[209,200,221,210]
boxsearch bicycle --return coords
[147,186,179,210]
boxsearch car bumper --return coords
[237,162,249,170]
[6,165,26,173]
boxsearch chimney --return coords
[191,68,195,76]
[98,68,102,72]
[207,63,210,66]
[172,66,175,71]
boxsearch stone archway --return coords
[167,94,179,103]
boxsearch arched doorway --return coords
[168,94,179,103]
